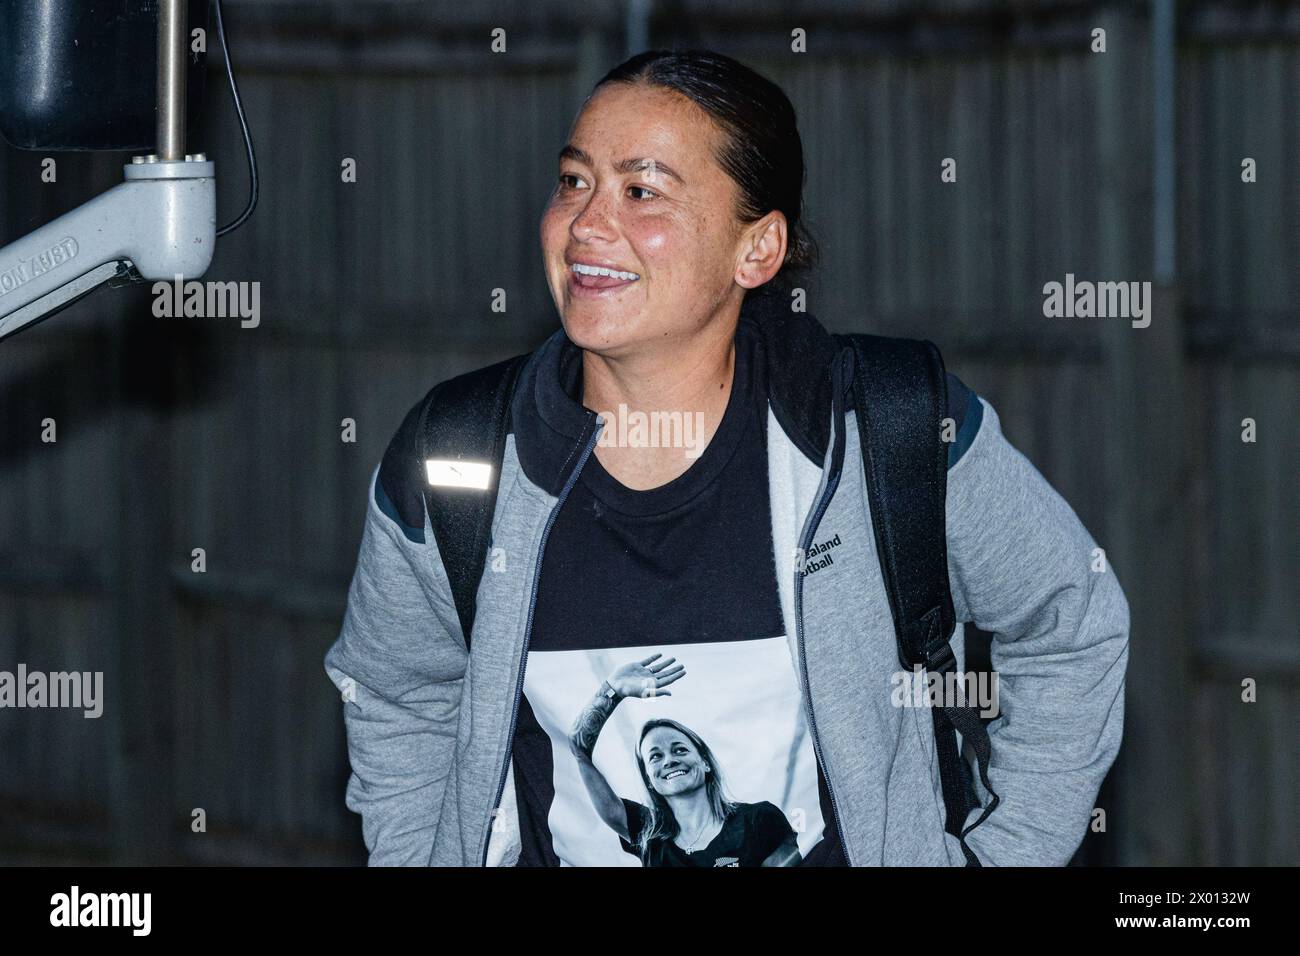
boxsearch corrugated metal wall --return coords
[0,0,1294,864]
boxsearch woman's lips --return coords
[569,270,638,297]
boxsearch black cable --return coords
[212,0,257,237]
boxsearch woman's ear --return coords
[735,213,787,291]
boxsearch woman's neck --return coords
[581,321,737,490]
[665,790,719,846]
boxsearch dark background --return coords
[0,0,1295,865]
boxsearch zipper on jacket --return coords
[480,418,604,866]
[793,350,855,866]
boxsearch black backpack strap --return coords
[418,352,528,649]
[840,332,1000,866]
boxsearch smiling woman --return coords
[565,654,803,868]
[325,48,1130,870]
[540,51,820,491]
[541,51,815,348]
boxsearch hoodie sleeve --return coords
[944,394,1130,866]
[323,393,469,866]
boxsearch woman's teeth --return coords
[571,263,640,281]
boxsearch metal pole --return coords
[1152,0,1176,285]
[157,0,187,160]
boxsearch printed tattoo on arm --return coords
[569,689,619,759]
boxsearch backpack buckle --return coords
[924,640,956,675]
[911,605,955,673]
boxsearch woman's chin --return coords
[560,310,641,354]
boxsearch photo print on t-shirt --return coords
[522,635,829,867]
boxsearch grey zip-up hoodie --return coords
[323,295,1130,866]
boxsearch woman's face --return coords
[540,82,783,357]
[641,726,710,797]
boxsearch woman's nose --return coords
[571,190,617,240]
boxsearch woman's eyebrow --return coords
[558,144,686,185]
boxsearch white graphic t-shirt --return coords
[509,322,847,867]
